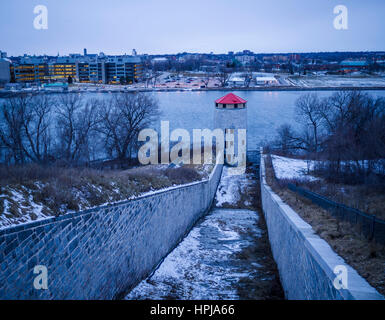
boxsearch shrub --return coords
[165,167,201,185]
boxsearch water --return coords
[82,90,385,150]
[2,90,385,151]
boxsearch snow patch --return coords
[271,155,319,181]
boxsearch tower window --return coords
[234,104,238,108]
[223,104,226,108]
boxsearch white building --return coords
[0,58,11,86]
[152,57,168,64]
[235,55,255,65]
[256,76,278,86]
[228,75,245,87]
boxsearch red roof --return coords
[215,93,247,104]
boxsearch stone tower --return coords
[214,93,247,166]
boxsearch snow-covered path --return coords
[125,165,283,300]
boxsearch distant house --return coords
[256,76,278,86]
[228,76,245,87]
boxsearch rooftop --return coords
[340,60,369,66]
[215,93,247,104]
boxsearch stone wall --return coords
[0,163,223,300]
[260,153,383,300]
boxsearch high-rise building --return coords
[12,57,48,83]
[89,61,106,83]
[9,53,142,85]
[48,57,76,82]
[0,58,11,85]
[104,56,142,84]
[76,56,142,84]
[11,57,77,84]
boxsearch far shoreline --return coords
[1,85,385,97]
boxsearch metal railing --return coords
[288,183,385,244]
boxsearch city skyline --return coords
[1,0,385,56]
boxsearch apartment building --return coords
[11,57,76,83]
[9,55,142,85]
[104,56,141,84]
[76,56,141,84]
[12,57,48,83]
[48,57,77,82]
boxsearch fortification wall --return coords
[260,154,383,300]
[0,163,223,300]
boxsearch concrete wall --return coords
[260,154,383,300]
[0,163,223,300]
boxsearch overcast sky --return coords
[1,0,384,56]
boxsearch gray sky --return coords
[1,0,384,56]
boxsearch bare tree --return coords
[216,68,231,87]
[278,90,385,184]
[295,93,323,152]
[0,95,29,163]
[274,124,308,154]
[201,74,212,88]
[98,93,159,161]
[22,95,54,163]
[55,94,100,164]
[243,70,253,88]
[152,71,162,87]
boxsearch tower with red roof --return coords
[214,93,247,166]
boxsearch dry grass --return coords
[297,179,385,221]
[264,155,385,296]
[0,163,211,226]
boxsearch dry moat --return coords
[125,163,284,300]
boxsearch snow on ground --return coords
[0,186,51,229]
[125,163,282,300]
[288,76,385,88]
[215,166,254,207]
[125,208,262,300]
[271,155,319,181]
[271,155,385,181]
[0,164,214,230]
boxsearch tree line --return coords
[273,90,385,184]
[0,93,159,166]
